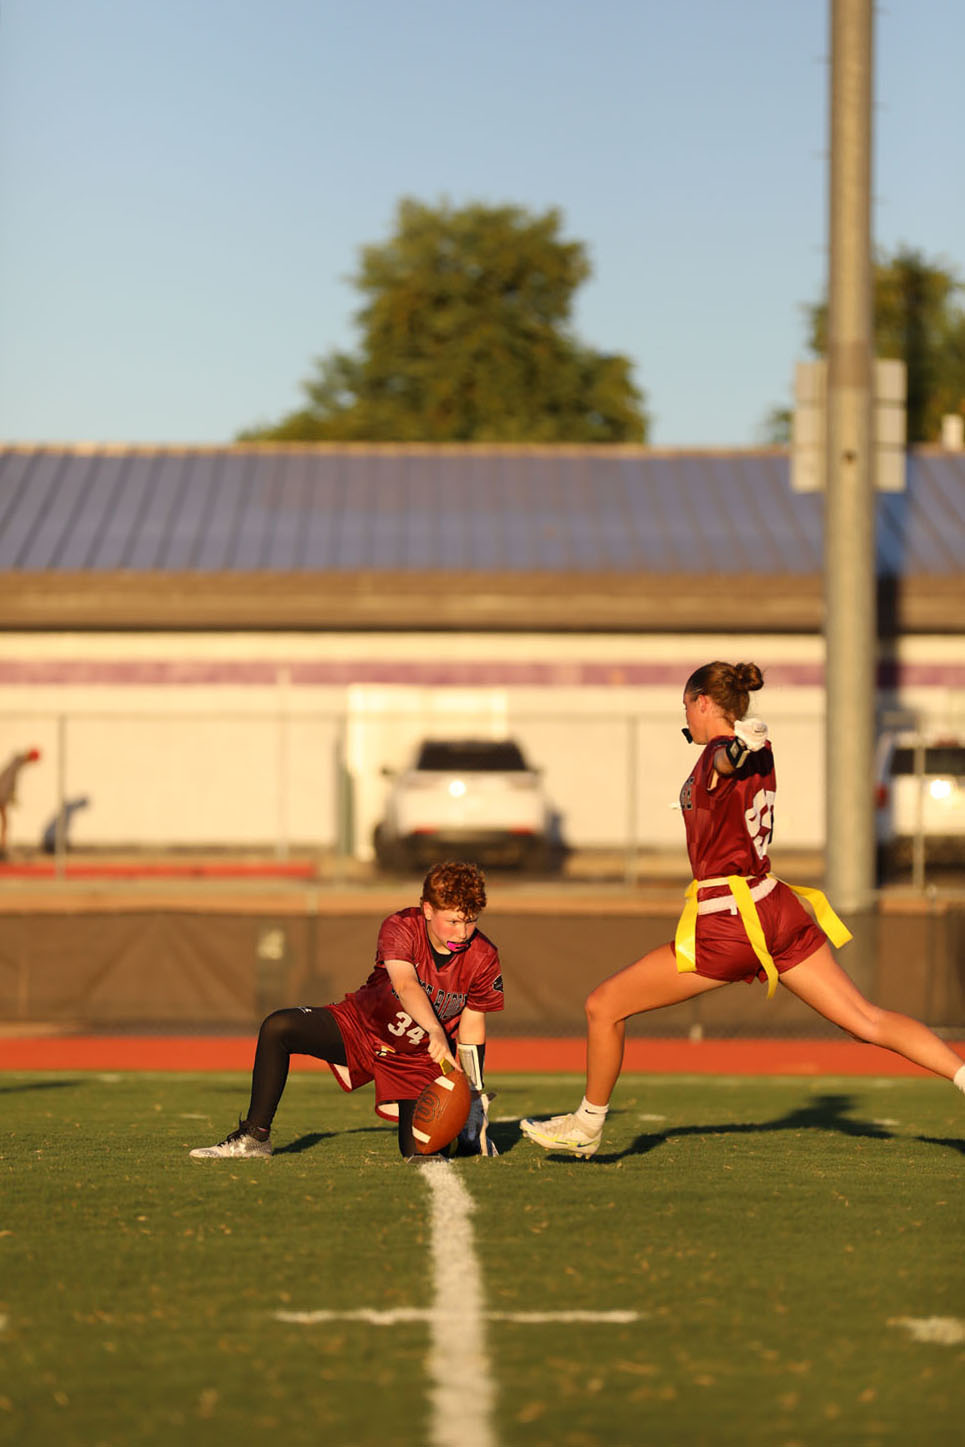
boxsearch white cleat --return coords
[519,1112,602,1159]
[190,1123,272,1159]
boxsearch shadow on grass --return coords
[0,1077,88,1095]
[497,1093,965,1163]
[275,1132,339,1155]
[276,1125,394,1155]
[595,1092,964,1163]
[488,1121,525,1155]
[916,1135,965,1158]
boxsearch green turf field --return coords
[2,1070,963,1447]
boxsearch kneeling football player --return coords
[190,860,502,1160]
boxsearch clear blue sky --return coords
[1,1,962,448]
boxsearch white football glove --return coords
[455,1091,498,1156]
[734,716,768,752]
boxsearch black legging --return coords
[245,1007,423,1157]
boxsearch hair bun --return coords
[732,662,764,693]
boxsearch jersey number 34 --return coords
[386,1010,427,1046]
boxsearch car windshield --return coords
[415,740,530,772]
[891,746,965,777]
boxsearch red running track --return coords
[1,1036,961,1076]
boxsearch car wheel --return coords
[374,825,405,873]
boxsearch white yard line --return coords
[421,1159,495,1447]
[889,1316,965,1345]
[275,1161,496,1445]
[273,1159,643,1446]
[276,1308,641,1326]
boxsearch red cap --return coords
[26,748,41,761]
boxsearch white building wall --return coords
[1,630,962,857]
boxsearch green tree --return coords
[239,199,648,443]
[805,247,965,443]
[757,405,793,446]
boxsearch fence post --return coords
[54,714,67,880]
[625,715,639,886]
[334,719,355,872]
[911,736,926,891]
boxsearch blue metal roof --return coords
[0,444,962,577]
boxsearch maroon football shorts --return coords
[676,880,828,986]
[325,999,442,1118]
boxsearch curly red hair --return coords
[421,860,487,916]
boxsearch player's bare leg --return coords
[584,944,727,1106]
[780,943,965,1083]
[521,945,726,1156]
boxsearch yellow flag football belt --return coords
[674,875,852,999]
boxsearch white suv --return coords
[875,732,965,870]
[373,737,558,872]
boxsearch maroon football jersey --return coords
[679,734,776,880]
[342,906,504,1055]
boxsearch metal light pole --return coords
[824,0,876,913]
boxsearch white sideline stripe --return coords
[275,1309,641,1326]
[422,1160,495,1447]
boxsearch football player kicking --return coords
[521,660,965,1159]
[190,860,503,1161]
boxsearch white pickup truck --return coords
[875,732,965,871]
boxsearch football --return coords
[411,1068,472,1155]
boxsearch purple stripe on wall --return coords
[0,659,963,688]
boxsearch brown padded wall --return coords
[1,906,962,1036]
